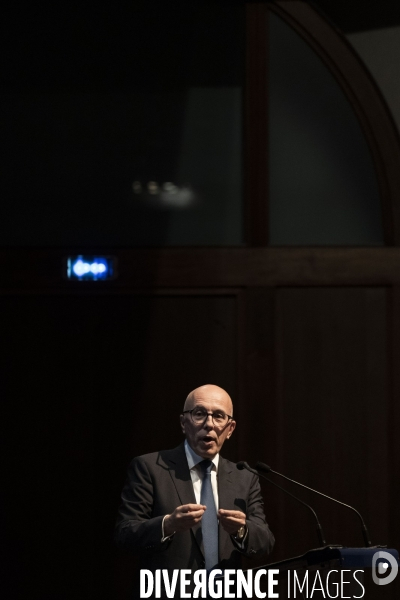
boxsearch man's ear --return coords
[180,414,186,434]
[227,420,236,439]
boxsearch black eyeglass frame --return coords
[181,408,233,426]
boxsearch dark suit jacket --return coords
[115,443,274,582]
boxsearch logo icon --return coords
[372,551,399,586]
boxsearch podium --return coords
[251,546,400,599]
[264,545,400,572]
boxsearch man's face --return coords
[180,386,236,459]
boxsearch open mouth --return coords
[202,435,215,443]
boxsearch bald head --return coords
[180,384,236,458]
[183,384,233,416]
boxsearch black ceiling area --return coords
[307,0,400,34]
[2,1,400,89]
[2,1,399,94]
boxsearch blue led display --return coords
[66,256,116,280]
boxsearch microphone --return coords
[256,462,372,547]
[237,461,327,547]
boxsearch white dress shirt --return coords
[184,439,219,509]
[161,441,219,541]
[161,441,247,546]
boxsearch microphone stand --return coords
[237,462,327,547]
[256,462,372,547]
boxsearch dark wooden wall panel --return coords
[238,288,276,464]
[271,288,389,560]
[0,294,238,600]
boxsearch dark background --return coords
[1,1,400,599]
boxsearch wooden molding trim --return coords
[388,286,400,548]
[3,247,400,289]
[245,3,269,246]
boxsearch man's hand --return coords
[164,504,206,536]
[218,509,246,535]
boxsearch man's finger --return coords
[220,516,244,524]
[219,510,245,518]
[180,504,206,513]
[188,515,203,524]
[179,509,205,519]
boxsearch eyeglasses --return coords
[182,407,233,427]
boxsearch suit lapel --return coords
[164,444,204,557]
[163,447,239,563]
[217,456,237,561]
[165,444,197,505]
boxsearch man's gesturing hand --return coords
[164,504,206,536]
[218,509,246,535]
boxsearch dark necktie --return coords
[199,459,219,570]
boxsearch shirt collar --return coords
[184,439,219,472]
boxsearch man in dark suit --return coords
[115,384,274,596]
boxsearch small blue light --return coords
[66,256,115,280]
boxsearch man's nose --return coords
[203,414,214,428]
